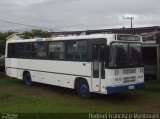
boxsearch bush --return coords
[0,41,6,55]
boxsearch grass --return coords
[0,73,160,116]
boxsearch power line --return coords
[0,19,55,31]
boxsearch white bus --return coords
[5,34,144,98]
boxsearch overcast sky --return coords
[0,0,160,32]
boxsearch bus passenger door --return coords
[92,44,105,92]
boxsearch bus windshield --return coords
[109,42,142,68]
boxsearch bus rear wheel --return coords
[23,72,32,86]
[76,80,91,99]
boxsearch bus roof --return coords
[7,33,142,44]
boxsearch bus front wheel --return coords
[23,72,32,86]
[76,80,91,99]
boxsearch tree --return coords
[20,29,51,39]
[0,41,6,55]
[0,32,11,55]
[21,31,33,39]
[0,32,11,41]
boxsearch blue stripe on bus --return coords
[106,83,144,94]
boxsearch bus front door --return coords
[92,44,105,92]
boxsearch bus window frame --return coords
[108,41,143,69]
[7,39,92,62]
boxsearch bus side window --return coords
[49,42,65,60]
[26,43,32,58]
[77,41,87,61]
[32,42,47,58]
[8,43,17,58]
[66,41,76,60]
[66,40,87,61]
[17,43,25,58]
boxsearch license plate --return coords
[128,85,135,90]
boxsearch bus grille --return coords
[123,69,136,74]
[123,76,136,83]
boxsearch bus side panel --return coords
[12,59,91,77]
[5,58,92,90]
[29,71,77,88]
[5,58,19,79]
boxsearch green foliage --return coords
[0,32,11,56]
[20,29,51,39]
[0,41,6,55]
[0,29,51,55]
[21,31,33,39]
[0,32,10,55]
[0,74,160,114]
[0,32,11,41]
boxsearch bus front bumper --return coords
[106,83,144,94]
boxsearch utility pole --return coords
[124,16,134,28]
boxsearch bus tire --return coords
[23,71,32,86]
[76,80,91,99]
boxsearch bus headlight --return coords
[115,78,122,83]
[137,76,144,81]
[137,76,141,81]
